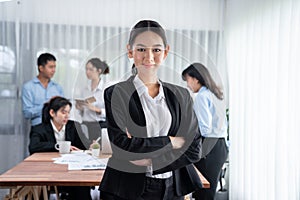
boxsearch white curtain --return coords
[226,0,300,199]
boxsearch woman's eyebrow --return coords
[135,44,164,47]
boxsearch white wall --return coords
[3,0,224,30]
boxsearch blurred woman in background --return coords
[76,58,110,143]
[182,63,228,200]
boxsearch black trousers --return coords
[193,138,228,200]
[59,186,92,200]
[100,176,184,200]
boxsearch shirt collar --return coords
[50,119,66,133]
[87,79,103,91]
[33,76,53,85]
[133,75,165,100]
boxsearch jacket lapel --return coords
[162,83,179,137]
[45,123,57,143]
[126,77,179,137]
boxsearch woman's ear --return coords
[98,68,102,74]
[127,44,133,58]
[49,109,55,118]
[163,45,170,59]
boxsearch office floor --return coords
[0,188,100,200]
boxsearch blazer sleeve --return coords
[151,87,202,174]
[105,85,173,161]
[28,124,57,154]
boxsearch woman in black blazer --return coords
[28,96,91,200]
[29,97,87,154]
[29,121,86,154]
[99,20,203,200]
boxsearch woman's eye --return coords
[153,48,162,53]
[137,48,146,52]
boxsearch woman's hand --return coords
[75,102,84,111]
[70,146,81,151]
[126,128,132,138]
[130,158,152,166]
[86,104,101,114]
[169,136,185,149]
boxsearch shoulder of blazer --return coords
[104,76,141,112]
[105,76,145,127]
[162,81,190,99]
[31,123,56,142]
[65,120,78,137]
[32,123,53,134]
[105,76,136,97]
[66,120,75,129]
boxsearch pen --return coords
[95,137,101,143]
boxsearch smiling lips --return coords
[143,64,155,68]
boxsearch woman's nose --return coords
[144,49,154,60]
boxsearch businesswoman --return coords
[76,58,109,142]
[99,20,202,200]
[29,96,87,154]
[182,63,228,200]
[28,96,91,200]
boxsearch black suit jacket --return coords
[29,120,87,154]
[100,76,202,199]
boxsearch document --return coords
[75,96,96,104]
[53,152,108,170]
[68,158,108,170]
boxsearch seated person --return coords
[29,96,92,200]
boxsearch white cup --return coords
[91,148,100,157]
[55,141,71,154]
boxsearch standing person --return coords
[29,96,91,200]
[22,53,64,127]
[99,20,202,200]
[182,63,228,200]
[76,58,109,142]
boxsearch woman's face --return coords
[50,105,70,127]
[185,75,201,93]
[128,31,169,75]
[86,62,101,80]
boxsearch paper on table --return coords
[52,152,108,170]
[68,158,108,170]
[53,153,91,164]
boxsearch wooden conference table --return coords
[0,152,209,199]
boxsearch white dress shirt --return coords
[80,79,106,122]
[133,75,172,179]
[51,120,66,142]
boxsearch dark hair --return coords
[128,20,168,48]
[37,53,56,69]
[87,58,110,74]
[42,96,72,124]
[182,63,223,100]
